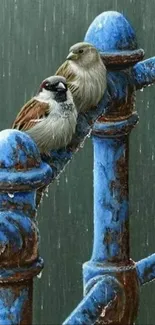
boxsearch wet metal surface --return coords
[92,135,130,263]
[63,276,124,325]
[64,10,155,325]
[0,130,52,192]
[136,254,155,285]
[0,284,32,325]
[0,129,51,324]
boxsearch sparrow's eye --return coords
[43,81,52,91]
[79,49,84,54]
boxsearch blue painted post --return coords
[83,12,141,324]
[63,275,124,325]
[63,11,155,325]
[82,117,139,325]
[0,129,52,324]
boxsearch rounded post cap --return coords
[0,129,52,191]
[84,11,144,65]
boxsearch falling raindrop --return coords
[41,300,44,311]
[139,143,142,154]
[56,179,60,186]
[57,238,61,249]
[45,186,49,197]
[146,234,149,246]
[44,20,47,32]
[48,275,51,287]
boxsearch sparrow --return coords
[55,42,107,113]
[12,76,77,153]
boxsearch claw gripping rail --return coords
[0,10,155,325]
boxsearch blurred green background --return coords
[0,0,155,324]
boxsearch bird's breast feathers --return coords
[25,100,77,152]
[68,62,106,111]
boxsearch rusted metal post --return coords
[0,129,52,324]
[63,276,124,325]
[63,11,155,325]
[83,117,139,325]
[83,11,141,325]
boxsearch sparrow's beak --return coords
[57,82,66,90]
[66,51,78,60]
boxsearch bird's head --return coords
[39,76,68,102]
[66,42,100,68]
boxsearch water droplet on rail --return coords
[37,271,43,279]
[8,193,14,198]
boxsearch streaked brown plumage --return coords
[56,42,107,113]
[12,76,77,153]
[12,99,49,131]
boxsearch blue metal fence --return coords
[0,130,52,324]
[0,10,155,325]
[63,11,155,325]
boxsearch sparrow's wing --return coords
[56,61,78,94]
[12,98,50,131]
